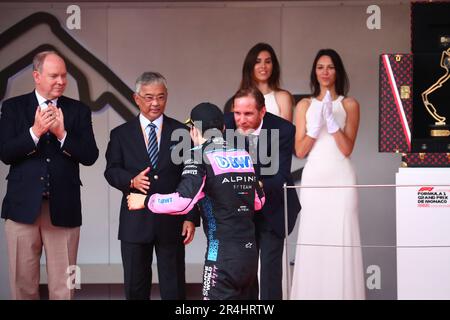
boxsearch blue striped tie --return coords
[147,123,158,168]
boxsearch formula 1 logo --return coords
[417,186,449,208]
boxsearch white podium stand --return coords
[396,168,450,299]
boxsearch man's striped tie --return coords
[147,123,158,168]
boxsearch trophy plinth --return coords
[430,123,450,137]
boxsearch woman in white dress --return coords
[237,43,294,121]
[291,49,365,300]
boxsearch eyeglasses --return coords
[136,93,166,103]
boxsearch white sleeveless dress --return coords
[290,96,365,300]
[264,91,280,116]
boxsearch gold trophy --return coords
[421,47,450,137]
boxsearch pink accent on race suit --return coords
[207,150,255,175]
[254,191,265,211]
[148,177,206,215]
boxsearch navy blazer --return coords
[224,112,301,238]
[0,91,99,227]
[104,114,199,244]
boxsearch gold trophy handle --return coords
[421,48,450,125]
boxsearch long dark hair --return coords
[240,42,281,90]
[310,49,349,97]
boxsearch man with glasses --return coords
[127,102,265,300]
[104,71,199,300]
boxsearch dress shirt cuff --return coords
[58,131,67,147]
[29,127,40,145]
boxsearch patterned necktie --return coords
[44,100,53,137]
[147,123,159,168]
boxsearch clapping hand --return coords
[322,90,339,134]
[31,106,56,138]
[306,98,325,139]
[47,104,67,140]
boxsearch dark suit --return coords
[224,111,301,299]
[0,91,98,299]
[104,114,198,300]
[0,92,98,226]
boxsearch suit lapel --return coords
[261,113,271,156]
[256,114,273,170]
[130,116,151,166]
[27,91,39,126]
[56,96,71,132]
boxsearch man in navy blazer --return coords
[224,87,301,300]
[104,72,199,300]
[0,51,98,299]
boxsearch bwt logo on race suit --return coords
[207,151,255,175]
[158,198,173,204]
[215,155,252,169]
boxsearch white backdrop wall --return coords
[0,1,410,299]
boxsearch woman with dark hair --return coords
[232,42,294,121]
[291,49,365,299]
